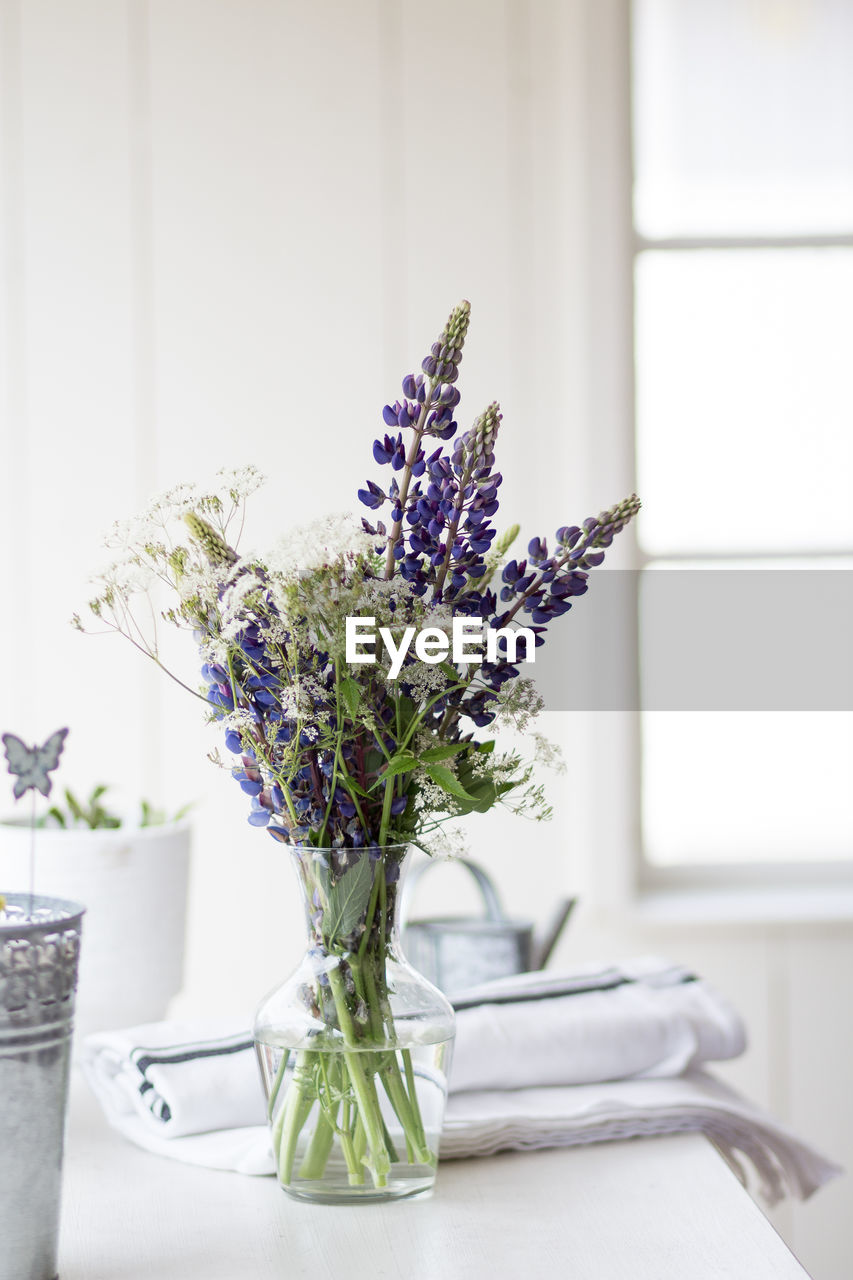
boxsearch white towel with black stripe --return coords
[445,957,746,1092]
[81,957,743,1141]
[80,957,840,1198]
[82,1020,259,1142]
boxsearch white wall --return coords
[0,3,849,1275]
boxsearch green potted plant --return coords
[0,767,191,1039]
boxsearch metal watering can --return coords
[401,857,575,996]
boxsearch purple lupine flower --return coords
[358,480,385,510]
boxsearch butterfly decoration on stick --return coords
[2,728,69,800]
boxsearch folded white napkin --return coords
[443,1073,842,1206]
[80,958,839,1201]
[446,957,746,1091]
[81,956,744,1136]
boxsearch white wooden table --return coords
[59,1079,810,1279]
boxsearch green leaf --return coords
[324,856,375,940]
[424,763,474,802]
[376,753,418,783]
[420,743,468,763]
[65,789,85,823]
[363,748,385,776]
[339,676,362,722]
[339,777,372,800]
[397,694,416,723]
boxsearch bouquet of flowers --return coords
[78,301,638,1200]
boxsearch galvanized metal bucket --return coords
[0,894,85,1280]
[402,857,575,996]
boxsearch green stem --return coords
[403,1048,434,1166]
[340,1127,363,1186]
[357,953,433,1167]
[352,1112,367,1169]
[272,1051,316,1184]
[298,1104,337,1180]
[266,1049,289,1121]
[338,1090,364,1185]
[431,454,476,600]
[378,774,396,848]
[383,378,435,579]
[326,963,390,1187]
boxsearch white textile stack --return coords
[80,957,841,1202]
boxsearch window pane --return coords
[642,711,853,864]
[635,249,853,555]
[633,0,853,237]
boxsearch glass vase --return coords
[254,844,455,1204]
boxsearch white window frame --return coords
[581,0,853,914]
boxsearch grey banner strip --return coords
[515,569,853,711]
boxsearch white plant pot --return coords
[0,819,191,1039]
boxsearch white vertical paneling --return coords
[147,0,388,1010]
[392,0,512,552]
[377,0,407,386]
[397,0,512,453]
[0,1,145,817]
[148,0,386,525]
[0,0,28,742]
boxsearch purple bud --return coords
[402,373,417,398]
[382,404,398,426]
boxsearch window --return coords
[631,0,853,875]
